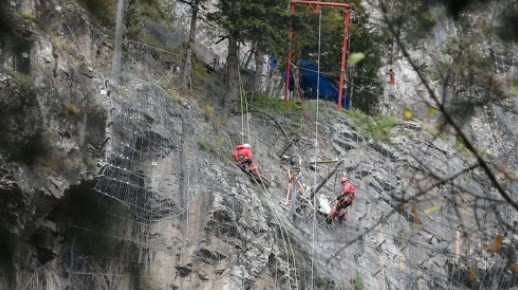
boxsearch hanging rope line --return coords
[238,58,251,144]
[239,66,246,144]
[311,9,322,290]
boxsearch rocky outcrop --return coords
[1,0,517,289]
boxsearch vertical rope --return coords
[238,64,251,144]
[311,9,322,290]
[239,71,245,144]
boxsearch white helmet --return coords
[243,143,251,148]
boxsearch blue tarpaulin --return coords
[293,59,348,108]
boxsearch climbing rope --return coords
[239,68,246,144]
[233,57,300,288]
[235,160,299,289]
[238,59,251,144]
[311,9,322,290]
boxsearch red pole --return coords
[285,3,295,102]
[291,0,350,8]
[337,7,351,111]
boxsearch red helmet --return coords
[340,176,349,184]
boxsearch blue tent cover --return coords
[294,59,348,108]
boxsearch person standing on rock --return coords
[232,143,258,174]
[328,176,356,223]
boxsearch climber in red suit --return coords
[389,68,395,86]
[232,144,257,173]
[328,176,356,223]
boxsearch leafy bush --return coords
[346,109,399,140]
[244,93,304,119]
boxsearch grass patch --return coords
[364,116,399,140]
[456,142,474,158]
[197,141,218,155]
[191,59,225,98]
[197,140,229,163]
[351,274,364,290]
[345,109,369,123]
[3,66,32,85]
[19,11,36,22]
[166,88,187,104]
[242,93,306,123]
[216,133,226,147]
[64,102,82,117]
[49,33,75,54]
[346,110,399,140]
[160,77,190,105]
[199,102,214,121]
[139,0,163,20]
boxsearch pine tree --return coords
[178,0,208,88]
[207,0,287,109]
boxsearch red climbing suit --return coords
[232,144,257,173]
[329,179,356,221]
[389,69,395,86]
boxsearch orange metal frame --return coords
[285,0,351,111]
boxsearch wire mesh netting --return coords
[94,80,183,220]
[59,8,518,290]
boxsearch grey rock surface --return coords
[0,0,517,289]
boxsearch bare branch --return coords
[378,0,518,212]
[326,162,480,263]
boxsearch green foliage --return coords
[197,140,223,160]
[216,133,226,147]
[49,33,75,54]
[199,102,214,121]
[456,142,474,159]
[352,274,365,290]
[346,109,399,140]
[19,11,36,22]
[64,102,82,117]
[191,59,225,98]
[345,108,369,123]
[76,0,115,26]
[125,0,173,41]
[313,274,341,290]
[207,0,288,55]
[432,38,499,125]
[365,117,399,140]
[3,66,32,85]
[290,2,382,114]
[382,1,435,47]
[244,93,305,121]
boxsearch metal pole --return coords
[337,7,351,111]
[285,3,296,102]
[291,0,350,8]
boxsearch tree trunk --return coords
[182,3,199,88]
[223,33,239,109]
[111,0,125,76]
[254,49,266,93]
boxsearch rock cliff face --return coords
[1,0,517,289]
